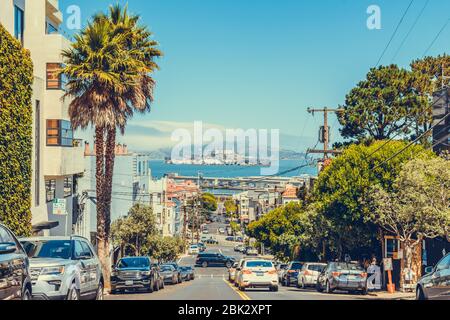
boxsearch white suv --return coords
[236,259,279,292]
[20,236,104,300]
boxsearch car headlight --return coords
[41,266,65,275]
[141,271,151,276]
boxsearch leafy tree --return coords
[0,25,33,236]
[364,157,449,282]
[224,199,238,218]
[111,203,157,256]
[201,193,218,213]
[313,140,435,260]
[147,236,185,263]
[229,221,240,236]
[338,65,427,141]
[247,202,317,261]
[62,5,162,289]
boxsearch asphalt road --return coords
[106,217,369,301]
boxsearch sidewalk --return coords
[367,291,415,300]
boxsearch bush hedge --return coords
[0,24,33,236]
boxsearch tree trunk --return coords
[100,126,117,291]
[95,126,111,291]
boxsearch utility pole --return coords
[307,107,345,159]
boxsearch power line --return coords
[391,0,430,62]
[375,0,415,67]
[372,111,450,170]
[422,18,450,57]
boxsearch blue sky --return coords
[60,0,450,151]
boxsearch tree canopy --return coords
[338,65,428,141]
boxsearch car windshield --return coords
[160,265,174,272]
[334,263,364,271]
[21,240,72,259]
[246,261,273,268]
[290,262,303,270]
[118,257,149,268]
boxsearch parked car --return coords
[162,262,183,283]
[316,262,368,295]
[197,242,206,252]
[205,238,219,245]
[297,263,327,288]
[110,256,160,294]
[276,263,288,283]
[202,229,209,234]
[228,262,239,283]
[218,228,225,234]
[234,244,245,253]
[245,247,259,256]
[180,266,195,281]
[281,261,304,287]
[195,253,235,268]
[416,253,450,300]
[201,235,210,242]
[159,264,179,285]
[20,236,104,300]
[235,259,279,292]
[0,224,32,300]
[188,244,200,255]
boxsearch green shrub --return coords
[0,24,33,236]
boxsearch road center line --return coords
[223,279,251,301]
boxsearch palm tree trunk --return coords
[100,126,117,291]
[95,126,110,290]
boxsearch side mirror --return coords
[425,266,434,274]
[0,243,16,255]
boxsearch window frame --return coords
[14,5,24,44]
[46,120,74,147]
[64,177,73,198]
[46,63,66,90]
[45,179,56,203]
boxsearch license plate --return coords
[256,272,264,276]
[347,275,357,281]
[125,280,133,286]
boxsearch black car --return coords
[195,253,235,268]
[0,224,32,300]
[416,253,450,300]
[162,262,183,283]
[111,256,161,294]
[281,261,304,287]
[180,266,195,281]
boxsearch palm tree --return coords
[62,5,162,290]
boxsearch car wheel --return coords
[94,282,104,300]
[202,261,208,268]
[67,283,80,300]
[271,286,279,292]
[316,282,324,293]
[286,278,291,287]
[239,285,245,292]
[22,286,32,300]
[416,286,426,300]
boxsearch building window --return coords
[46,63,66,90]
[46,120,73,147]
[45,179,56,203]
[64,177,73,197]
[14,5,24,44]
[46,22,58,34]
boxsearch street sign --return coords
[52,199,67,215]
[383,258,393,271]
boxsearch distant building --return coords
[281,185,301,205]
[432,88,450,154]
[75,143,151,243]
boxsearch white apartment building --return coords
[76,145,152,242]
[0,0,84,236]
[148,178,176,237]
